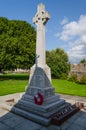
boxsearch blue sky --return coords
[0,0,86,63]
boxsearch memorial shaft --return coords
[33,4,50,68]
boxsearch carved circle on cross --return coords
[33,11,50,25]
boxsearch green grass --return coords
[0,79,28,96]
[52,79,86,97]
[0,74,86,97]
[0,73,28,96]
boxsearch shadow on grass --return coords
[0,74,29,80]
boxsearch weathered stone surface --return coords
[0,94,86,130]
[12,107,51,126]
[0,122,10,130]
[13,98,65,116]
[29,67,52,88]
[12,67,66,126]
[13,120,42,130]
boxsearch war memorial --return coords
[9,3,82,126]
[0,4,85,129]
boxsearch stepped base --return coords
[11,107,51,126]
[11,67,67,126]
[11,94,67,126]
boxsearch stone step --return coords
[22,94,60,105]
[11,106,51,126]
[14,98,66,118]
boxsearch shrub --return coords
[61,73,68,79]
[79,75,86,84]
[68,74,77,82]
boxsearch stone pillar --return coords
[29,3,51,82]
[33,3,50,68]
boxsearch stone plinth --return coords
[11,67,65,126]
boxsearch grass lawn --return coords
[0,73,28,96]
[52,79,86,97]
[0,74,86,97]
[0,79,28,96]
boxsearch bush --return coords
[68,74,77,82]
[0,73,29,80]
[61,73,68,79]
[79,75,86,84]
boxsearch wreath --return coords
[34,92,44,105]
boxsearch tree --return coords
[80,59,86,63]
[46,48,70,79]
[0,17,36,72]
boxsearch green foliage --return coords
[79,75,86,84]
[68,74,86,84]
[68,74,78,82]
[46,48,70,79]
[0,17,36,72]
[80,59,86,63]
[61,73,68,79]
[0,73,29,81]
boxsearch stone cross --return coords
[33,3,50,68]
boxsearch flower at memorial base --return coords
[34,92,44,105]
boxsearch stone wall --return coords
[69,63,86,79]
[14,68,29,73]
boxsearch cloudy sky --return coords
[0,0,86,63]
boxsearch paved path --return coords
[0,93,86,130]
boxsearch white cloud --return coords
[61,17,68,25]
[67,38,86,63]
[60,15,86,41]
[81,35,86,43]
[57,15,86,63]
